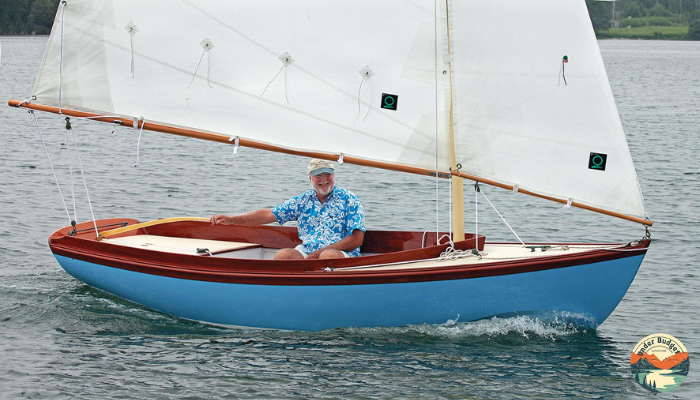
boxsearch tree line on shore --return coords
[587,0,699,39]
[1,0,698,40]
[0,0,59,35]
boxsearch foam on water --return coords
[341,313,591,342]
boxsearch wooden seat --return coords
[105,235,261,256]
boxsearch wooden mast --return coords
[444,0,465,241]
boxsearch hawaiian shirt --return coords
[271,185,365,257]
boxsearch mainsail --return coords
[27,0,648,223]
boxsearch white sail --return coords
[31,0,646,220]
[450,0,646,219]
[34,0,452,170]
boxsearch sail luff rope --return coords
[434,0,440,246]
[66,118,100,237]
[479,189,526,246]
[30,111,72,225]
[58,1,67,114]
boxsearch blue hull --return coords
[54,253,645,331]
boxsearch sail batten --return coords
[22,0,648,224]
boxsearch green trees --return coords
[27,0,58,34]
[593,0,700,40]
[689,20,700,40]
[0,0,59,35]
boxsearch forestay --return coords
[31,0,647,221]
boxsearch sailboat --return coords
[9,0,652,331]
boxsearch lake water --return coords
[1,37,698,399]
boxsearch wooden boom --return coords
[8,99,653,227]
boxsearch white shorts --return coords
[295,244,350,258]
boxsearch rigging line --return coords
[188,49,207,88]
[284,63,289,105]
[129,33,135,77]
[66,119,100,237]
[434,0,440,245]
[259,64,285,101]
[479,189,526,246]
[135,120,146,167]
[447,172,453,243]
[63,118,77,224]
[474,183,479,248]
[207,49,213,88]
[30,111,72,225]
[353,78,365,124]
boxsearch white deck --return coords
[102,234,625,269]
[341,243,618,271]
[104,235,262,256]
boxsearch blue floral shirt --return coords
[271,185,365,257]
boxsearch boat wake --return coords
[344,313,594,340]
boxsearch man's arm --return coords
[210,209,277,226]
[307,229,365,259]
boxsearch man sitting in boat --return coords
[210,159,365,260]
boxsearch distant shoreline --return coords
[1,32,691,42]
[597,24,690,40]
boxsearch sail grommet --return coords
[260,52,295,103]
[358,65,374,79]
[229,136,240,154]
[189,38,215,88]
[279,52,294,67]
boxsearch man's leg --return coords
[318,249,350,259]
[274,248,305,260]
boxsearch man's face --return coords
[310,172,335,197]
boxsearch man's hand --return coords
[210,214,230,225]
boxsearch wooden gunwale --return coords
[49,220,650,286]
